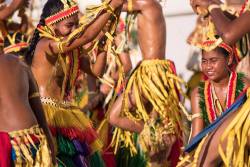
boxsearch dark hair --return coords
[25,0,65,65]
[215,47,230,58]
[4,31,28,57]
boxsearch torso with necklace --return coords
[198,71,245,126]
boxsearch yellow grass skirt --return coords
[9,125,53,167]
[111,59,185,155]
[41,97,102,153]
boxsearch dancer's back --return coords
[0,54,37,132]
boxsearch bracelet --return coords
[208,4,221,13]
[191,112,202,121]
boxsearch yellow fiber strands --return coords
[111,59,185,155]
[218,88,250,167]
[41,97,102,153]
[9,125,54,167]
[177,88,250,167]
[37,0,120,100]
[66,0,118,52]
[177,135,208,167]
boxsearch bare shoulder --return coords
[191,86,200,99]
[0,54,20,67]
[36,38,56,55]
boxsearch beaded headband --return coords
[45,0,79,25]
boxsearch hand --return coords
[110,0,124,9]
[100,83,112,95]
[190,0,221,14]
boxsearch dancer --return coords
[108,0,184,166]
[25,0,124,166]
[0,53,55,166]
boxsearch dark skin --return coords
[122,0,166,60]
[189,50,250,166]
[31,0,124,100]
[191,49,233,138]
[188,0,250,160]
[193,106,249,167]
[190,49,250,138]
[190,0,250,45]
[108,0,176,162]
[100,49,132,95]
[0,54,56,165]
[111,32,133,80]
[109,0,167,133]
[0,0,27,20]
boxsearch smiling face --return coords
[201,48,231,82]
[53,14,79,37]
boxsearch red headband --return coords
[45,5,79,25]
[202,40,234,56]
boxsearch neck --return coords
[211,73,231,88]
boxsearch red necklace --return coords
[204,72,237,123]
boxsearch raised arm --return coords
[191,0,250,45]
[46,0,124,55]
[111,51,132,80]
[190,87,204,140]
[108,89,144,133]
[91,51,107,77]
[79,49,107,77]
[0,0,25,20]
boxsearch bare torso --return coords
[136,0,166,60]
[0,54,37,132]
[31,38,64,100]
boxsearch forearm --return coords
[0,0,23,20]
[208,2,250,45]
[209,8,234,44]
[79,56,96,76]
[47,1,123,55]
[113,117,144,133]
[91,51,107,76]
[119,52,132,74]
[63,4,122,52]
[109,94,144,133]
[190,122,203,139]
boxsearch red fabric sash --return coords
[0,132,12,167]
